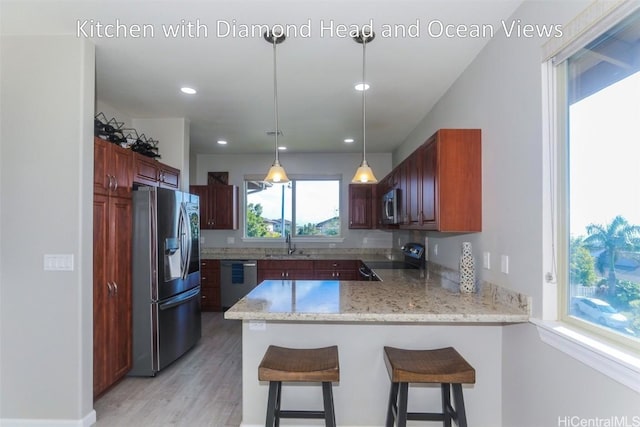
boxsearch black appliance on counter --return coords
[359,242,426,281]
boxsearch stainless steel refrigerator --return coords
[129,186,201,376]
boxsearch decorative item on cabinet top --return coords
[94,112,161,158]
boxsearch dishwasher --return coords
[220,260,258,309]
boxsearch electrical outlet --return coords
[363,237,368,245]
[483,252,490,269]
[501,255,509,274]
[433,244,438,256]
[249,320,266,331]
[227,236,235,244]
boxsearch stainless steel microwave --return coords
[381,189,400,224]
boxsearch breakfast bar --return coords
[225,268,530,426]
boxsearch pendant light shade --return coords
[264,29,289,184]
[351,30,378,184]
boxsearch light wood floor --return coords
[94,312,242,426]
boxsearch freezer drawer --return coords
[130,286,202,376]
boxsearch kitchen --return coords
[1,1,640,427]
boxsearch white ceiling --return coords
[2,0,523,155]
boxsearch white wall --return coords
[392,0,640,424]
[0,35,95,425]
[196,152,393,249]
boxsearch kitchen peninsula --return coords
[224,265,530,426]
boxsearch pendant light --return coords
[263,29,289,184]
[351,29,378,184]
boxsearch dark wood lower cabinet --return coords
[93,193,132,398]
[255,259,364,282]
[201,260,221,312]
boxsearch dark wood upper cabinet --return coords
[132,153,180,189]
[348,184,376,229]
[94,137,132,197]
[190,184,239,230]
[378,129,481,233]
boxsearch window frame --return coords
[242,174,344,242]
[544,6,640,358]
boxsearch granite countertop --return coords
[224,268,531,323]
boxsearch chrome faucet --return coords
[285,232,296,255]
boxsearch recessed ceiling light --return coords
[344,138,354,143]
[354,83,370,91]
[217,140,227,145]
[278,146,287,150]
[180,87,197,95]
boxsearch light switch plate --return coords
[501,255,509,274]
[483,252,491,269]
[44,254,74,271]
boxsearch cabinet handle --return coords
[281,272,285,278]
[113,177,118,191]
[107,175,114,190]
[107,282,113,296]
[336,272,340,277]
[113,282,118,295]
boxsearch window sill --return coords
[530,318,640,393]
[241,237,345,244]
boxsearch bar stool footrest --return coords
[407,412,446,421]
[279,410,327,419]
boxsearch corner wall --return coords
[0,35,95,425]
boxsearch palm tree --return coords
[583,215,640,295]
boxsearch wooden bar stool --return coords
[383,346,476,427]
[258,345,340,427]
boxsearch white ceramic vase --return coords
[459,242,476,293]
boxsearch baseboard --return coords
[0,410,96,427]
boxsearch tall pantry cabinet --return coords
[93,137,133,398]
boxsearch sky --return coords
[569,71,640,237]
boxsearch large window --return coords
[559,8,640,350]
[245,178,341,239]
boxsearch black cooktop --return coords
[363,260,416,270]
[363,242,426,270]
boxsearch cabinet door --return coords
[108,196,132,382]
[211,185,238,230]
[189,185,212,229]
[405,153,420,226]
[159,164,180,189]
[94,137,132,197]
[420,142,437,226]
[132,153,159,187]
[93,194,110,397]
[349,184,374,229]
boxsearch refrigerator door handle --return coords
[178,203,192,280]
[158,286,200,311]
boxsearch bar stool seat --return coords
[384,346,475,427]
[259,345,339,427]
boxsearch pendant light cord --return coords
[361,38,367,164]
[272,36,280,164]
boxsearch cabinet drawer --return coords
[313,260,358,270]
[258,259,314,270]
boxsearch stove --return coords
[359,242,426,280]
